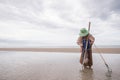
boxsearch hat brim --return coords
[79,32,88,37]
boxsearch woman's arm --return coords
[77,36,83,46]
[89,34,95,45]
[77,36,83,52]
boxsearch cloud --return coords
[79,0,120,20]
[110,0,120,13]
[0,0,120,47]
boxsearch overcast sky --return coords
[0,0,120,47]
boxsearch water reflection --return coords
[105,77,112,80]
[105,72,112,80]
[79,68,113,80]
[79,68,94,80]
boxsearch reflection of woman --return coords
[77,28,95,69]
[80,69,94,80]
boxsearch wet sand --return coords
[0,51,120,80]
[0,48,120,53]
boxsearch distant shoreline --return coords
[0,48,120,53]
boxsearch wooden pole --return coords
[82,22,91,70]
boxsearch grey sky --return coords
[0,0,120,47]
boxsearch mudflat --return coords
[0,51,119,80]
[0,47,120,53]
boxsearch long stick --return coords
[88,22,91,32]
[94,44,112,77]
[82,22,91,69]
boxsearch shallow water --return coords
[0,51,120,80]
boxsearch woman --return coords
[77,28,95,69]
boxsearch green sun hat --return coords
[79,28,88,37]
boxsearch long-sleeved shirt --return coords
[77,34,95,47]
